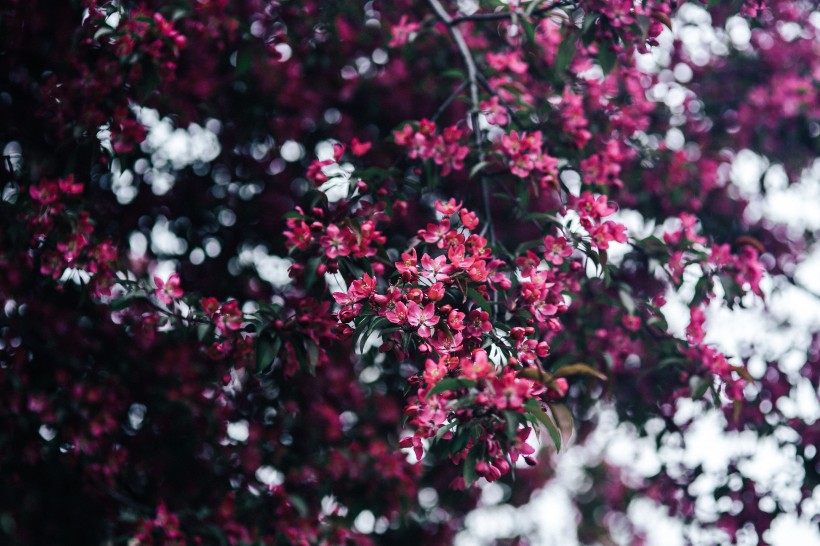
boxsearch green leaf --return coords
[524,399,562,451]
[502,410,520,443]
[306,342,319,374]
[731,365,755,383]
[547,402,574,446]
[635,14,652,36]
[235,49,252,77]
[256,336,281,372]
[463,446,479,487]
[435,420,459,442]
[597,45,617,75]
[555,34,577,73]
[293,340,318,375]
[426,377,477,399]
[449,426,472,454]
[692,276,713,306]
[582,12,599,35]
[552,363,607,381]
[94,26,114,41]
[619,289,636,314]
[289,494,309,517]
[690,376,710,400]
[469,161,490,179]
[197,322,214,342]
[440,68,466,80]
[466,287,491,312]
[109,296,134,311]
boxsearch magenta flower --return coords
[154,273,183,305]
[389,16,420,48]
[385,301,409,325]
[406,301,439,338]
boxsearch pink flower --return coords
[389,16,421,48]
[319,224,352,259]
[429,330,463,354]
[154,273,183,305]
[575,192,617,225]
[395,249,418,281]
[734,246,765,297]
[622,315,641,332]
[348,273,376,301]
[447,309,466,331]
[460,209,479,230]
[489,370,534,410]
[385,301,409,325]
[418,218,451,247]
[284,219,312,251]
[465,309,492,338]
[434,198,462,215]
[216,300,244,333]
[480,96,509,126]
[428,282,445,302]
[543,235,572,265]
[407,301,439,338]
[423,357,448,385]
[508,427,536,463]
[590,221,628,250]
[420,253,455,282]
[399,435,424,460]
[350,138,371,156]
[461,350,492,381]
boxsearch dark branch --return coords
[448,0,579,26]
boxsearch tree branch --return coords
[431,79,469,122]
[428,0,493,239]
[448,0,578,26]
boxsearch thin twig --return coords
[475,72,527,131]
[448,0,578,26]
[142,298,213,325]
[431,80,470,122]
[428,0,480,111]
[428,0,494,240]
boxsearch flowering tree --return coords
[1,0,818,544]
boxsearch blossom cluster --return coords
[22,176,119,297]
[331,199,596,483]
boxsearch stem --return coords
[448,0,578,26]
[428,0,493,241]
[428,0,480,112]
[143,298,213,325]
[476,72,526,131]
[431,80,469,122]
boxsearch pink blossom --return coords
[385,301,409,325]
[389,16,421,48]
[407,301,439,338]
[461,350,492,381]
[435,198,462,215]
[154,273,183,305]
[543,235,572,266]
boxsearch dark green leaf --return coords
[435,420,458,442]
[555,34,577,73]
[466,287,491,313]
[547,402,574,446]
[426,377,477,399]
[597,45,617,75]
[502,410,520,443]
[463,445,480,487]
[524,399,562,451]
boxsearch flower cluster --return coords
[331,200,594,483]
[393,119,471,176]
[497,130,559,183]
[22,176,119,296]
